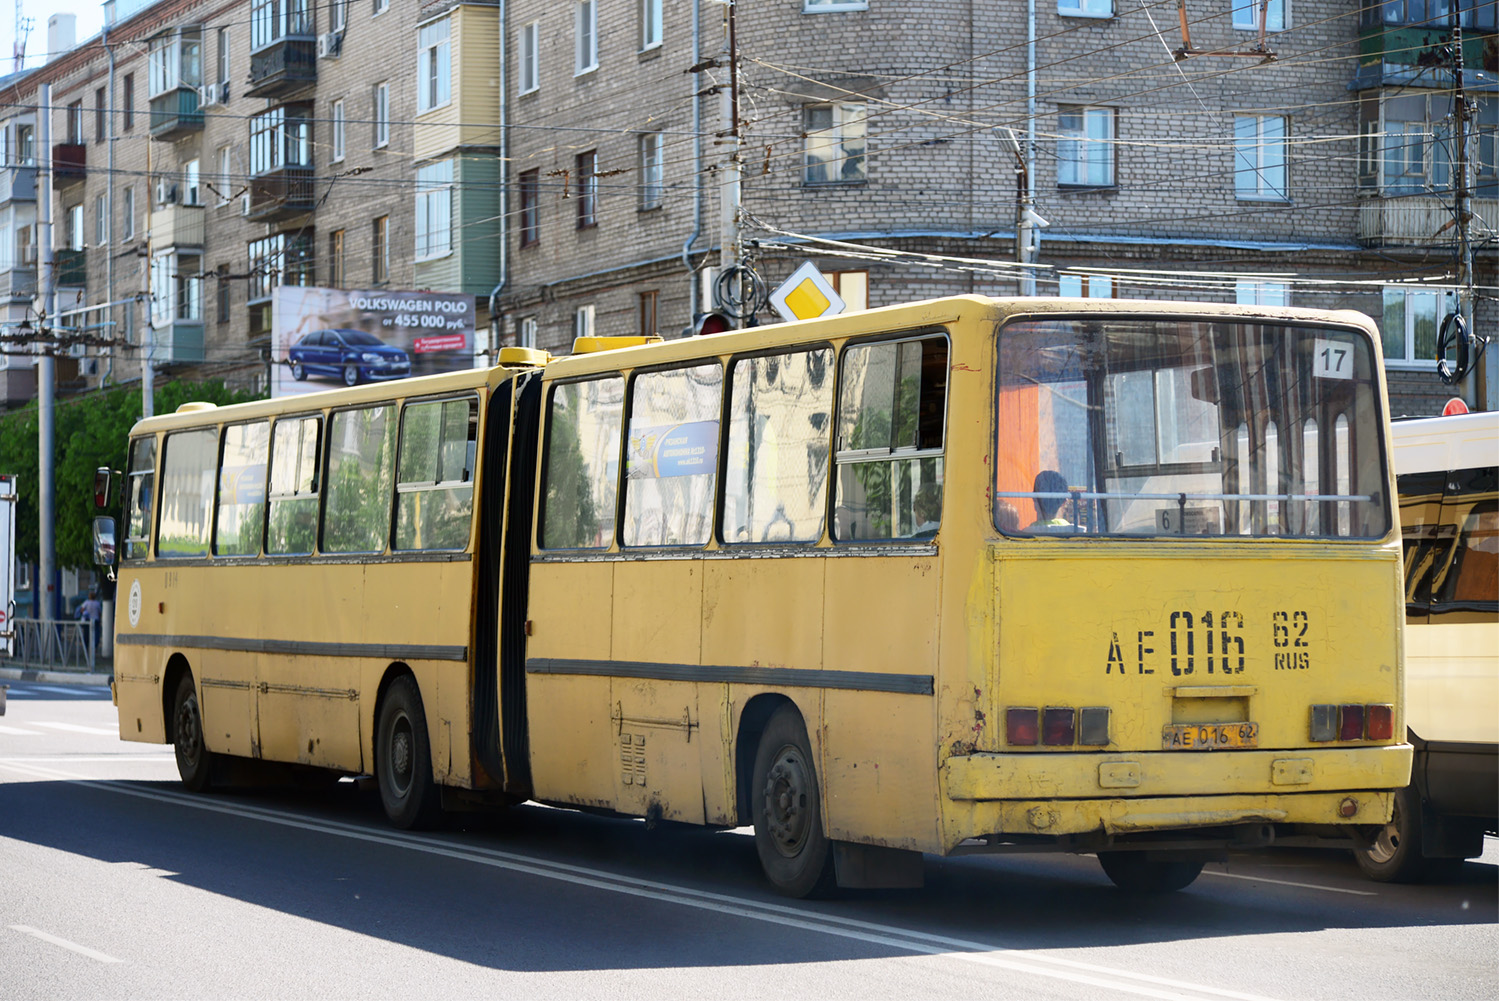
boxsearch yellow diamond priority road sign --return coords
[769,261,846,322]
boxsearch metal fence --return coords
[5,618,97,671]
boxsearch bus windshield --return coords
[996,316,1391,539]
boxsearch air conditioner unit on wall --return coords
[155,181,179,206]
[199,83,226,106]
[317,32,343,58]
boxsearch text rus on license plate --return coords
[1162,722,1259,750]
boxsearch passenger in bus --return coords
[1028,470,1073,531]
[912,484,942,537]
[994,499,1020,534]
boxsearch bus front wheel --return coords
[1355,784,1427,883]
[1098,851,1205,893]
[172,673,214,793]
[751,705,835,898]
[376,675,442,830]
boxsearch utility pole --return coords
[141,130,154,418]
[718,0,742,323]
[1449,23,1484,409]
[37,82,56,621]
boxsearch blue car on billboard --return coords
[287,328,412,387]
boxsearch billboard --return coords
[270,286,478,398]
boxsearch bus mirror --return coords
[1189,366,1218,404]
[93,466,117,510]
[91,516,118,577]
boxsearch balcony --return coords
[150,203,206,250]
[52,144,85,188]
[55,248,86,288]
[247,167,315,222]
[0,163,36,203]
[149,86,205,139]
[0,265,36,300]
[1358,195,1499,247]
[156,320,205,363]
[247,38,317,100]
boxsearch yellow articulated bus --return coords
[98,295,1412,896]
[1354,410,1497,881]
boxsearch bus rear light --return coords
[1339,704,1365,741]
[1366,704,1395,740]
[1310,704,1337,742]
[1078,707,1111,746]
[1042,707,1075,746]
[1006,707,1039,746]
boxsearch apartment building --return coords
[500,0,1496,414]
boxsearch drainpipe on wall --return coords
[679,0,704,319]
[486,0,509,356]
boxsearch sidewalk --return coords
[0,661,113,687]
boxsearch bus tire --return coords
[172,673,214,793]
[751,705,835,898]
[1355,784,1427,883]
[1098,852,1204,893]
[376,675,442,830]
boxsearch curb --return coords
[0,666,113,687]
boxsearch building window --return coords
[373,215,389,283]
[576,0,598,75]
[67,101,84,144]
[1057,105,1115,187]
[518,316,538,348]
[94,193,108,245]
[576,150,597,228]
[217,27,229,88]
[803,103,867,184]
[67,204,84,251]
[416,160,453,260]
[331,0,347,32]
[519,169,540,247]
[574,304,595,338]
[638,290,658,335]
[248,232,315,302]
[1234,114,1288,200]
[148,31,202,98]
[417,18,452,114]
[1382,286,1456,365]
[121,186,135,240]
[641,0,663,49]
[217,145,232,204]
[151,251,203,323]
[183,158,201,205]
[374,82,390,148]
[249,105,312,174]
[519,21,540,93]
[250,0,313,49]
[216,264,231,323]
[374,0,388,15]
[1058,273,1114,297]
[1231,0,1284,31]
[332,99,345,161]
[95,87,106,142]
[1360,92,1498,198]
[329,229,345,288]
[831,270,868,310]
[803,0,869,9]
[122,74,134,131]
[1058,0,1112,15]
[1235,279,1289,306]
[638,132,664,209]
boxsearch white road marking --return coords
[0,758,1283,1001]
[0,755,174,763]
[1199,869,1376,897]
[28,685,103,696]
[0,724,42,736]
[9,925,122,963]
[30,722,119,736]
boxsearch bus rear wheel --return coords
[172,673,214,793]
[1098,851,1205,893]
[751,705,835,898]
[376,675,442,830]
[1355,784,1427,883]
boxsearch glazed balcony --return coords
[150,86,205,139]
[247,166,315,222]
[150,203,206,250]
[55,248,86,288]
[0,265,36,300]
[52,144,85,188]
[247,38,317,100]
[1358,195,1499,247]
[0,163,36,203]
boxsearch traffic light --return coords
[688,311,733,337]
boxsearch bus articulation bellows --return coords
[96,295,1413,895]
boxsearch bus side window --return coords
[395,397,478,551]
[124,437,157,560]
[723,347,834,544]
[833,335,948,541]
[267,416,322,556]
[215,422,269,557]
[623,363,723,547]
[540,377,624,550]
[1397,469,1447,618]
[157,429,219,558]
[1431,464,1499,615]
[323,405,398,555]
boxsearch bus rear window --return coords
[996,318,1391,539]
